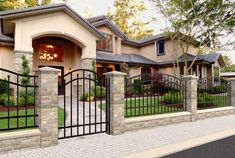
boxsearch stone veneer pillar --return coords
[228,79,235,108]
[36,67,59,147]
[182,75,198,121]
[104,71,126,135]
[15,51,33,73]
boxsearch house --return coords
[0,4,225,94]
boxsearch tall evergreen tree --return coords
[108,0,154,40]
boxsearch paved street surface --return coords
[163,135,235,158]
[1,115,235,158]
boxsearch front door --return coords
[39,66,64,95]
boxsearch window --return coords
[141,68,151,82]
[156,41,165,55]
[96,33,113,52]
[39,44,63,62]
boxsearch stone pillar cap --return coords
[182,75,199,79]
[38,67,60,72]
[104,71,126,77]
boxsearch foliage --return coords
[163,92,183,104]
[207,85,227,94]
[0,94,15,106]
[152,0,235,75]
[19,88,34,99]
[20,55,30,85]
[18,96,35,106]
[92,86,106,98]
[222,55,232,68]
[0,0,67,11]
[80,93,89,101]
[108,0,154,40]
[133,79,142,94]
[197,92,213,107]
[120,63,130,77]
[0,80,8,95]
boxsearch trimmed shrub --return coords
[19,88,34,99]
[0,95,15,106]
[80,93,89,101]
[18,96,35,106]
[197,92,213,107]
[133,79,142,94]
[207,85,227,94]
[163,92,183,104]
[0,80,8,95]
[92,86,106,98]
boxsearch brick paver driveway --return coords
[1,115,235,158]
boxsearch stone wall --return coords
[0,129,40,153]
[125,112,191,132]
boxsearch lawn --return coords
[0,107,65,130]
[101,96,184,117]
[197,95,228,109]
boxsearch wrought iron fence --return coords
[0,68,38,131]
[59,69,110,139]
[125,73,186,117]
[197,78,230,109]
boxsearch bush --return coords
[92,86,106,98]
[133,79,142,94]
[80,93,89,101]
[207,85,227,94]
[197,92,213,108]
[18,96,35,106]
[19,88,34,99]
[0,94,15,106]
[0,80,8,94]
[163,92,183,104]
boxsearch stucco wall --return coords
[121,44,140,54]
[139,40,198,62]
[12,12,97,59]
[158,66,175,75]
[0,45,15,78]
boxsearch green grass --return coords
[197,95,228,108]
[101,97,184,117]
[0,107,65,130]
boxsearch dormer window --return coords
[97,33,113,52]
[156,40,165,55]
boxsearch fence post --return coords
[37,67,59,147]
[104,71,126,135]
[228,79,235,108]
[182,75,198,121]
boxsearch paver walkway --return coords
[1,115,235,158]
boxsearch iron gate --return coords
[58,69,110,139]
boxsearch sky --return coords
[66,0,235,64]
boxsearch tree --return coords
[152,0,235,75]
[0,0,66,11]
[21,55,30,85]
[108,0,154,40]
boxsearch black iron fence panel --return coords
[59,69,110,139]
[0,68,38,131]
[125,73,186,117]
[197,78,230,109]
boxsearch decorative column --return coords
[228,79,235,108]
[36,67,59,147]
[104,71,126,135]
[182,75,198,121]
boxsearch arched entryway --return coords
[32,36,82,95]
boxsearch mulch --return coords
[0,105,35,112]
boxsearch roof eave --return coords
[0,4,105,40]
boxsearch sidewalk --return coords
[1,115,235,158]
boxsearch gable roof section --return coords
[96,51,157,65]
[87,15,128,39]
[0,4,104,40]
